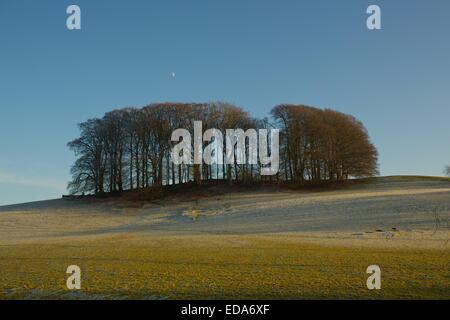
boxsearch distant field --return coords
[0,176,449,299]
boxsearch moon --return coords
[171,72,176,78]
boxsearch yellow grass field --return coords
[0,233,448,300]
[0,177,449,299]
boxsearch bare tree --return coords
[67,118,107,195]
[444,165,450,177]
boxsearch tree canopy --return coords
[67,102,378,195]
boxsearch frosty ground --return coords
[0,176,449,299]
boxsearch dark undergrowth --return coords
[63,175,450,206]
[63,178,367,205]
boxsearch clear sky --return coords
[0,0,449,205]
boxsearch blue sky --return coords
[0,0,449,205]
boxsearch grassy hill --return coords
[0,176,449,299]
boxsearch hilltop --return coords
[1,175,449,241]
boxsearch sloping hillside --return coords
[1,176,449,242]
[0,176,448,299]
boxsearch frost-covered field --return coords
[0,176,449,299]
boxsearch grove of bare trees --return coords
[272,104,379,183]
[67,102,378,195]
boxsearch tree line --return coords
[67,102,378,195]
